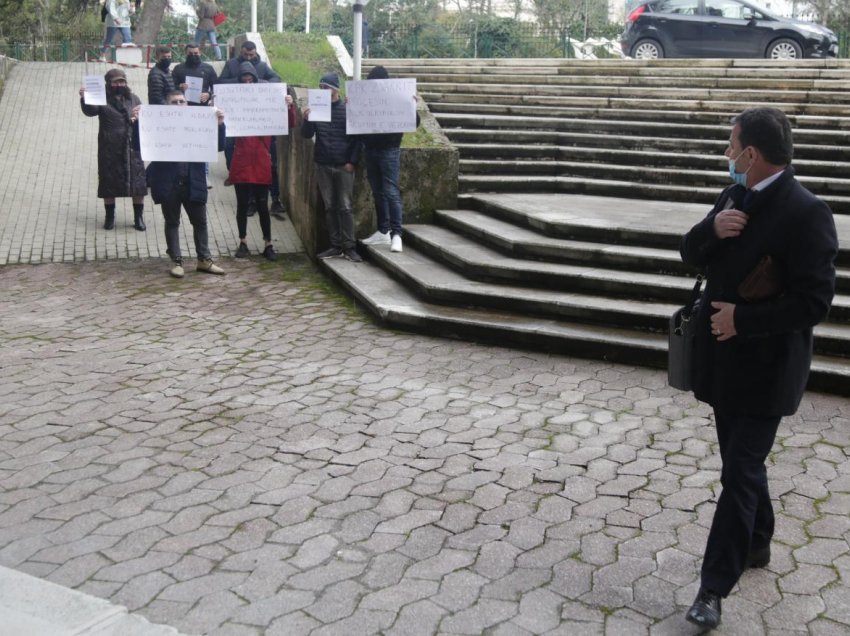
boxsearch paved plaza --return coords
[1,61,850,635]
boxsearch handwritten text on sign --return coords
[139,106,219,163]
[214,83,288,137]
[345,78,417,135]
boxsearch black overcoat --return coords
[680,167,838,416]
[80,94,147,199]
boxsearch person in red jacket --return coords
[229,62,295,261]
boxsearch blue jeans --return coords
[365,147,403,237]
[316,164,355,250]
[102,27,132,54]
[193,29,222,60]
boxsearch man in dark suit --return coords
[680,107,838,629]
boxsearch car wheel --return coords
[631,39,664,59]
[766,38,803,59]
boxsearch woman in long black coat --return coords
[80,68,147,230]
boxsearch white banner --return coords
[214,83,289,137]
[345,78,417,135]
[307,89,332,122]
[138,106,219,163]
[83,75,107,106]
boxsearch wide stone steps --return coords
[428,101,850,131]
[459,159,850,195]
[423,92,850,118]
[457,174,850,215]
[339,59,850,394]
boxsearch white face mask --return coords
[728,149,750,187]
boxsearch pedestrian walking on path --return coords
[679,106,838,630]
[144,90,226,278]
[79,68,147,231]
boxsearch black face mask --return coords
[110,85,130,98]
[157,58,171,71]
[186,54,201,67]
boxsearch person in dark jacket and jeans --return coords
[679,107,838,630]
[79,68,147,231]
[229,63,296,261]
[359,65,419,254]
[302,72,362,262]
[172,43,217,105]
[145,90,226,278]
[147,46,175,106]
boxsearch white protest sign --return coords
[185,76,203,104]
[213,83,288,137]
[138,105,219,163]
[345,78,417,135]
[307,89,332,122]
[83,75,107,106]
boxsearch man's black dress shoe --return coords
[686,588,721,629]
[747,545,771,568]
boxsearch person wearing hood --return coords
[173,43,217,106]
[228,62,296,262]
[148,46,176,106]
[218,41,281,84]
[79,68,147,231]
[302,72,362,262]
[359,65,420,254]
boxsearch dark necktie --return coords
[742,189,756,210]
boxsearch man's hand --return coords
[215,108,224,124]
[343,163,354,173]
[303,107,311,120]
[710,301,737,341]
[200,92,210,104]
[78,87,85,98]
[179,83,188,91]
[714,209,748,239]
[285,94,293,106]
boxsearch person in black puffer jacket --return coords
[301,72,361,262]
[147,45,175,105]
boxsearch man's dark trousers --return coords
[701,409,781,596]
[161,187,211,262]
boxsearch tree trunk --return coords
[133,0,168,44]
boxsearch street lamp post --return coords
[347,0,369,80]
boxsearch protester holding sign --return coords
[79,68,147,231]
[173,43,217,106]
[143,91,226,278]
[229,63,296,262]
[357,66,420,253]
[302,72,362,262]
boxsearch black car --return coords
[621,0,838,59]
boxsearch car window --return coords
[703,0,762,19]
[649,0,699,15]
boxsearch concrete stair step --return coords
[363,238,679,330]
[437,207,850,294]
[404,223,694,303]
[455,145,850,179]
[423,92,850,118]
[320,250,849,394]
[410,72,850,91]
[458,174,850,216]
[435,207,689,274]
[435,113,850,146]
[428,101,850,131]
[418,82,850,103]
[459,193,850,267]
[445,129,850,162]
[458,159,850,195]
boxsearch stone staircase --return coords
[323,58,850,395]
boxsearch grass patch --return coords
[401,124,440,148]
[263,32,343,90]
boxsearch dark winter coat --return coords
[145,125,226,204]
[147,64,175,105]
[301,98,360,166]
[680,167,838,416]
[80,93,147,199]
[218,55,281,84]
[172,61,218,103]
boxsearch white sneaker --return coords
[169,262,185,278]
[391,234,403,253]
[362,230,391,245]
